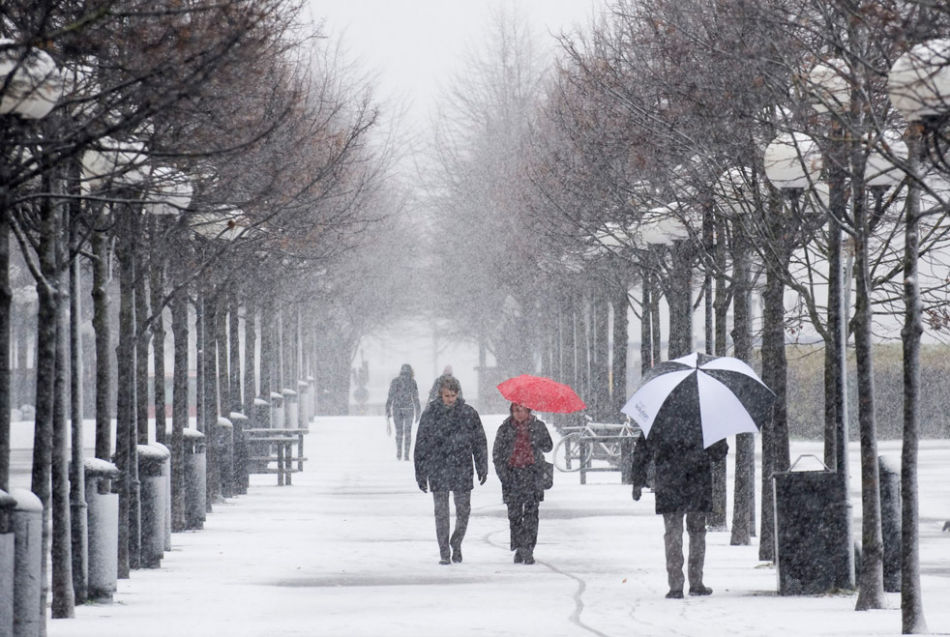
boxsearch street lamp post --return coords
[887,37,950,634]
[761,131,829,566]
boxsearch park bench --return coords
[243,427,309,486]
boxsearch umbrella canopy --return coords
[621,352,775,448]
[496,375,586,413]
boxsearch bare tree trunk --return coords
[0,211,10,492]
[900,131,926,633]
[709,214,728,531]
[68,192,87,605]
[150,218,168,446]
[31,195,58,635]
[91,226,111,461]
[202,293,219,506]
[51,223,74,618]
[853,177,885,611]
[135,256,150,445]
[243,296,257,418]
[611,289,627,419]
[639,263,652,376]
[229,292,242,415]
[730,236,755,546]
[170,261,189,532]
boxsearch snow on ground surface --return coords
[8,414,950,636]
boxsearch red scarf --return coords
[509,419,535,468]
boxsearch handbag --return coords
[539,459,554,490]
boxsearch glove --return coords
[478,473,487,485]
[632,485,642,501]
[417,481,428,493]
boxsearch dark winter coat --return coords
[414,398,488,492]
[632,431,728,514]
[386,370,421,419]
[492,415,553,503]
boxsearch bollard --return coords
[137,444,170,568]
[297,379,311,427]
[216,417,234,498]
[12,489,42,637]
[183,428,207,530]
[0,489,16,637]
[282,388,298,429]
[879,455,901,592]
[269,392,284,432]
[152,442,172,552]
[84,458,120,601]
[229,412,250,495]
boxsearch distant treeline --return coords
[785,344,950,441]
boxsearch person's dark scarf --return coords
[508,417,534,468]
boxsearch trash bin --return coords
[12,489,42,637]
[270,392,284,432]
[879,455,901,592]
[0,489,16,636]
[297,379,311,427]
[230,411,250,495]
[183,428,207,530]
[216,417,234,498]
[253,397,270,428]
[152,442,172,552]
[772,455,848,595]
[282,388,298,429]
[138,444,170,568]
[84,457,120,600]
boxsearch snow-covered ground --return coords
[8,414,950,636]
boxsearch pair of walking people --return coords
[413,375,552,565]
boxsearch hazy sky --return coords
[308,0,604,131]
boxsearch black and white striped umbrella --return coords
[621,352,775,449]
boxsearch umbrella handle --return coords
[788,454,831,472]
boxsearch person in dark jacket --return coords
[632,427,728,599]
[492,403,553,565]
[414,376,488,565]
[385,364,421,460]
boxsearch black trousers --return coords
[393,408,413,459]
[506,499,540,554]
[663,511,706,592]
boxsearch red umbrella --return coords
[496,375,587,413]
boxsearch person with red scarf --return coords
[492,403,553,565]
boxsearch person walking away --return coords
[426,365,462,405]
[385,364,421,460]
[631,429,728,598]
[414,376,488,565]
[492,403,553,565]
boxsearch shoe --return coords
[451,548,462,563]
[439,558,451,565]
[665,589,684,599]
[513,549,524,564]
[689,585,713,596]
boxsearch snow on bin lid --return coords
[11,488,43,512]
[254,398,269,406]
[216,417,232,428]
[270,392,283,400]
[182,428,205,440]
[83,457,120,477]
[137,444,170,460]
[282,388,297,396]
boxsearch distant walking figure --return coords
[385,364,421,460]
[414,376,488,565]
[632,429,727,599]
[492,403,553,565]
[427,365,462,405]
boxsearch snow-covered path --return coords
[36,415,950,637]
